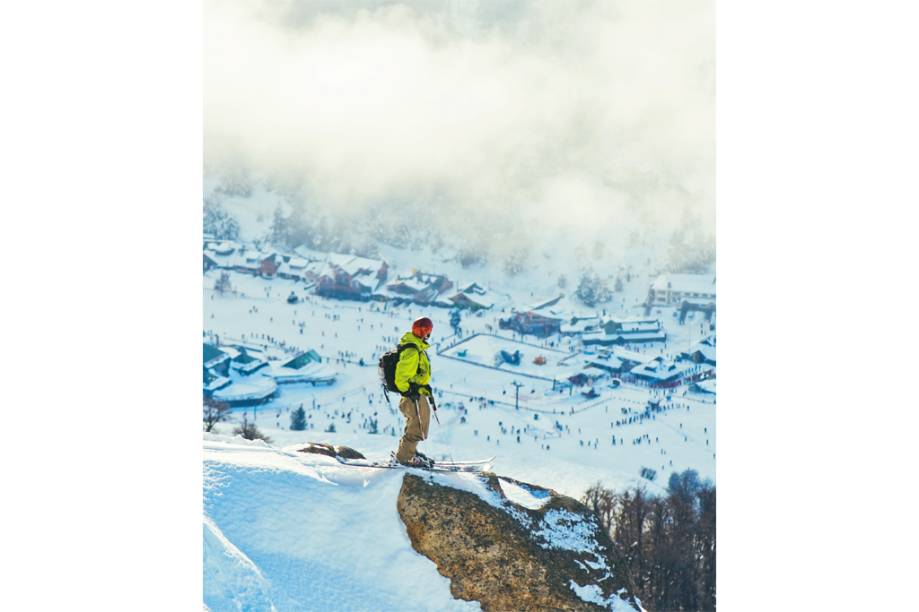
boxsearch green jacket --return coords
[394,332,432,395]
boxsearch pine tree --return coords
[214,272,233,295]
[290,406,307,431]
[269,205,290,249]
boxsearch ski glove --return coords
[405,383,434,401]
[405,383,422,399]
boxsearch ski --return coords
[332,454,494,473]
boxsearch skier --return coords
[394,316,436,466]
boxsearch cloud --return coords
[204,0,714,254]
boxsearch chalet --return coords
[316,263,372,301]
[258,252,281,278]
[602,318,661,335]
[584,354,626,375]
[449,282,495,310]
[630,356,697,388]
[565,367,608,387]
[315,253,388,301]
[385,271,453,305]
[650,273,716,306]
[499,311,563,338]
[327,253,388,284]
[276,256,311,281]
[580,316,666,346]
[680,337,717,366]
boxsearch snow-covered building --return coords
[211,376,278,407]
[384,271,453,305]
[650,273,716,306]
[448,282,495,310]
[584,354,626,376]
[204,343,231,377]
[582,317,667,346]
[276,255,322,283]
[560,316,602,336]
[680,336,717,365]
[267,350,336,385]
[630,356,699,388]
[499,311,563,338]
[229,347,269,375]
[203,368,231,396]
[315,253,388,301]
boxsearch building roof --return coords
[203,343,228,368]
[327,253,385,277]
[283,350,323,370]
[389,278,429,293]
[681,342,717,364]
[560,317,602,334]
[605,318,661,333]
[652,273,716,295]
[450,292,494,309]
[526,294,565,312]
[631,356,696,381]
[268,362,337,384]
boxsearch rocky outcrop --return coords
[397,473,640,611]
[296,442,365,460]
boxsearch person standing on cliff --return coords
[394,316,436,466]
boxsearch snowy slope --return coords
[203,434,480,612]
[204,268,715,500]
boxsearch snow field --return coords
[204,436,481,611]
[204,266,715,499]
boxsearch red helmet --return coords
[412,316,434,339]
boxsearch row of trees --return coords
[203,199,240,241]
[583,470,716,611]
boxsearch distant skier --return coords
[394,316,436,466]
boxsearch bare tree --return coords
[582,471,716,611]
[203,398,230,432]
[233,413,272,443]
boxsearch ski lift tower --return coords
[511,381,524,411]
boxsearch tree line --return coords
[582,469,715,611]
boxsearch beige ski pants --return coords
[396,395,431,462]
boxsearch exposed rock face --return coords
[397,473,640,611]
[296,442,365,460]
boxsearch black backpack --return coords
[379,344,420,394]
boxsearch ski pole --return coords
[427,390,441,425]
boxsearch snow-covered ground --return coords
[204,434,481,611]
[204,256,715,499]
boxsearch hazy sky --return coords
[205,0,714,251]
